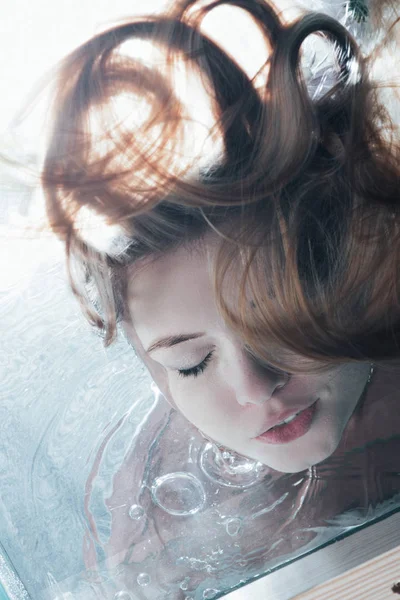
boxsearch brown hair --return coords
[41,0,400,373]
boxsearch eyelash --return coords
[177,351,215,379]
[176,348,287,380]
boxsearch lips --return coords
[255,401,318,445]
[255,402,315,437]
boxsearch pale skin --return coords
[81,235,400,586]
[122,232,373,474]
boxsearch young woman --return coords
[36,0,400,594]
[41,0,400,474]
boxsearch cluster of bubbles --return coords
[114,439,268,598]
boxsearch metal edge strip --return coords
[222,508,400,600]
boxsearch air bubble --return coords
[179,578,190,590]
[137,572,151,586]
[203,589,219,599]
[199,442,268,488]
[151,472,206,516]
[225,517,242,537]
[114,592,132,600]
[128,504,145,521]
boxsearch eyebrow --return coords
[146,332,206,354]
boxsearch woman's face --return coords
[122,237,371,474]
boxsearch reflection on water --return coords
[198,441,269,489]
[1,244,400,600]
[58,385,400,600]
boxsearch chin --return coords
[270,458,314,474]
[256,435,341,474]
[250,451,308,474]
[297,435,342,472]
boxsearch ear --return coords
[121,318,178,410]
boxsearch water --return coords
[198,442,268,489]
[128,505,146,521]
[1,204,400,600]
[151,473,206,516]
[114,592,132,600]
[224,518,242,537]
[137,573,151,587]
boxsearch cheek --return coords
[168,380,209,424]
[307,396,349,454]
[169,377,239,430]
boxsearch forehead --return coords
[125,241,223,345]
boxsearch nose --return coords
[232,348,290,407]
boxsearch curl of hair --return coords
[41,0,400,372]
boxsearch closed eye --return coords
[177,350,215,379]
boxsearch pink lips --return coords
[255,400,318,445]
[256,402,314,435]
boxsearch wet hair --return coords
[41,0,400,372]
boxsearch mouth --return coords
[254,400,319,445]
